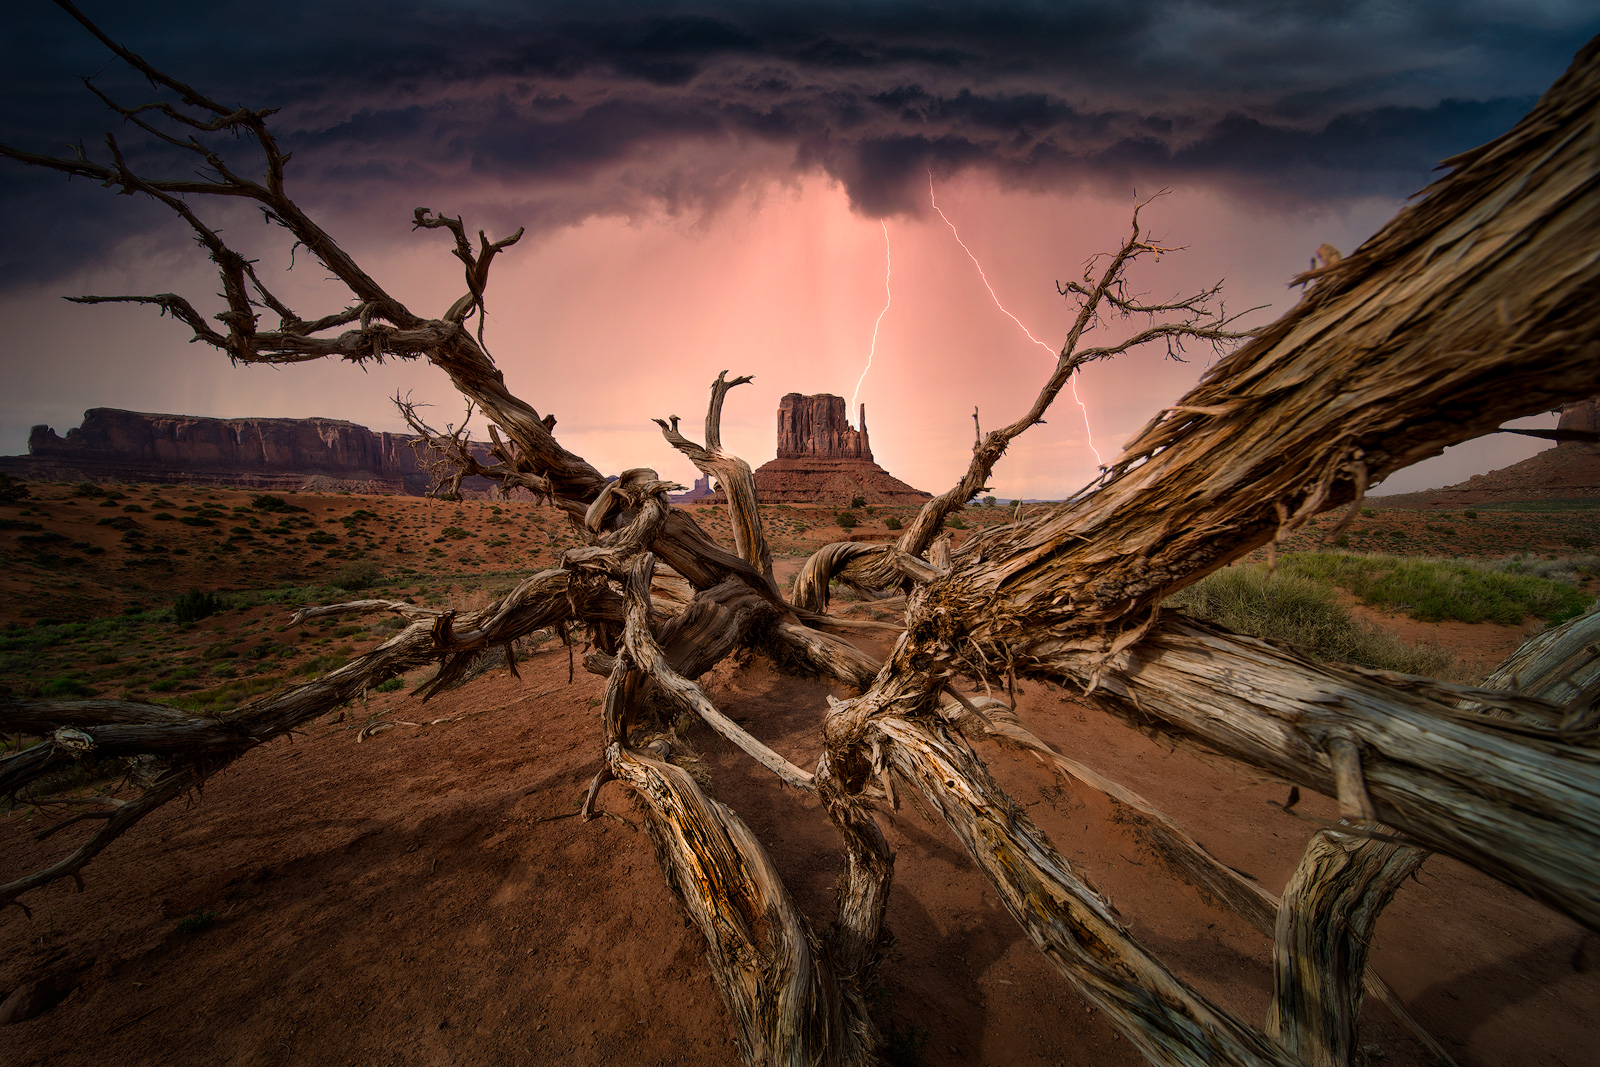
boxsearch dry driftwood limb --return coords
[794,202,1253,610]
[886,194,1255,569]
[910,43,1600,667]
[962,696,1457,1065]
[605,556,877,1066]
[1264,611,1600,1067]
[871,712,1298,1067]
[287,599,443,626]
[0,569,598,905]
[656,372,777,590]
[1266,830,1426,1067]
[1041,617,1600,930]
[1471,603,1600,729]
[621,556,815,792]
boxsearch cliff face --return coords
[776,394,873,461]
[1373,396,1600,507]
[3,408,494,495]
[1559,397,1600,435]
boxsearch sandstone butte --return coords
[704,392,932,506]
[0,407,497,495]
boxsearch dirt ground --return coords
[3,485,1598,1066]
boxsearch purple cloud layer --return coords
[2,0,1596,285]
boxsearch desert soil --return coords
[2,483,1597,1066]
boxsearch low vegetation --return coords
[1278,551,1593,624]
[1168,564,1463,678]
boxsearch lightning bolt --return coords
[928,173,1103,467]
[850,220,892,427]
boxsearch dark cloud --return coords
[1,0,1596,284]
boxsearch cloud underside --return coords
[1,1,1594,279]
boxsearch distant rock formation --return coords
[707,393,931,506]
[1559,396,1599,436]
[0,408,496,496]
[671,474,714,504]
[1372,396,1600,507]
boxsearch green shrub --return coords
[173,589,226,625]
[1281,551,1588,624]
[251,494,306,513]
[850,496,868,509]
[884,516,903,530]
[947,516,967,529]
[332,560,382,590]
[39,676,94,698]
[439,526,471,540]
[306,531,337,546]
[835,511,859,530]
[1168,564,1461,677]
[375,677,406,693]
[0,473,30,503]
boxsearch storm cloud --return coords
[2,0,1596,283]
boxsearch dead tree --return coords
[4,4,1599,1064]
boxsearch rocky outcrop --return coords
[1373,397,1600,507]
[0,408,496,495]
[1559,397,1600,435]
[671,474,714,504]
[706,394,930,506]
[777,393,873,460]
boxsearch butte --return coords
[707,393,931,506]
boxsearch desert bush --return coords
[251,494,306,513]
[173,590,226,625]
[39,676,95,698]
[850,495,868,509]
[0,473,30,503]
[332,560,383,590]
[835,511,859,530]
[884,516,903,530]
[947,516,967,529]
[1284,551,1588,624]
[1168,564,1462,678]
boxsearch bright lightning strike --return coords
[928,173,1104,467]
[850,220,892,427]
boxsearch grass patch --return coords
[1279,552,1589,624]
[1168,564,1462,678]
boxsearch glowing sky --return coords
[2,1,1595,498]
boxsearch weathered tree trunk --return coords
[5,13,1600,1067]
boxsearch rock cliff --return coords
[776,393,873,460]
[707,394,930,506]
[1372,397,1600,507]
[0,408,495,495]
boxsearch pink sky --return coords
[0,172,1557,499]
